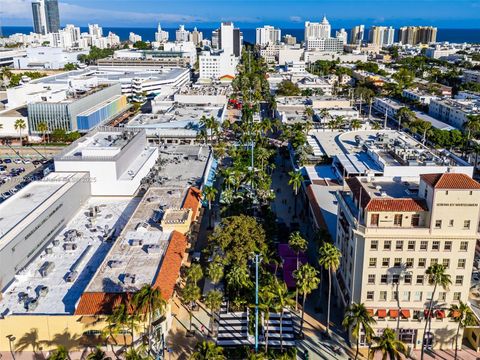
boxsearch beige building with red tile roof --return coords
[336,173,480,351]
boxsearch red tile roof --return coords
[421,173,480,190]
[152,231,187,300]
[182,187,202,220]
[346,177,427,212]
[366,198,427,212]
[74,231,187,315]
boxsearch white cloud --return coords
[1,0,32,20]
[289,16,302,23]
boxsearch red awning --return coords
[389,309,399,318]
[367,309,374,316]
[436,310,446,319]
[401,309,411,319]
[377,309,387,318]
[424,309,435,318]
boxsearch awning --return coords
[367,309,374,316]
[424,309,435,318]
[451,310,461,319]
[377,309,387,318]
[436,310,446,319]
[389,309,399,318]
[401,309,411,319]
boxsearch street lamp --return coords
[250,253,262,353]
[6,335,16,360]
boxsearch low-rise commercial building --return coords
[12,47,88,70]
[429,97,480,129]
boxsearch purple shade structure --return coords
[278,244,307,288]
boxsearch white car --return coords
[23,159,31,164]
[14,159,22,164]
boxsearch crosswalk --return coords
[216,303,296,348]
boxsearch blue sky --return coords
[2,0,480,28]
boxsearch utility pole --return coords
[384,108,388,129]
[254,254,261,353]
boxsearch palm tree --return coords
[288,170,304,217]
[48,346,69,360]
[259,285,276,353]
[288,231,308,309]
[225,265,252,299]
[318,242,342,335]
[107,303,130,347]
[396,107,415,130]
[206,260,224,286]
[449,301,476,360]
[369,328,407,360]
[342,303,376,360]
[186,263,204,285]
[463,115,480,155]
[133,284,166,354]
[271,280,295,352]
[294,263,320,335]
[190,341,225,360]
[305,107,314,122]
[203,186,217,211]
[182,282,202,333]
[420,264,452,360]
[204,290,223,336]
[15,118,26,146]
[37,121,49,156]
[86,348,112,360]
[350,119,362,131]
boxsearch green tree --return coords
[396,107,416,130]
[276,80,300,96]
[271,280,295,352]
[206,260,224,285]
[288,231,308,309]
[318,242,341,335]
[208,215,267,266]
[225,265,252,298]
[288,170,304,217]
[408,119,432,144]
[421,264,451,360]
[259,285,276,353]
[369,328,407,360]
[15,118,26,145]
[204,290,223,336]
[133,284,166,353]
[449,301,476,360]
[182,282,202,333]
[63,63,78,71]
[133,41,150,50]
[294,263,320,335]
[342,303,376,360]
[48,346,69,360]
[86,348,112,360]
[350,119,362,131]
[190,341,225,360]
[186,263,204,285]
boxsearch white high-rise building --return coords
[176,25,190,42]
[155,23,169,43]
[58,24,80,48]
[88,24,103,39]
[304,17,331,42]
[129,32,142,43]
[350,25,365,45]
[217,22,242,57]
[336,28,348,45]
[256,25,281,47]
[384,26,395,46]
[199,50,238,80]
[31,0,47,35]
[369,26,395,47]
[189,27,203,46]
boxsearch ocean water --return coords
[2,26,480,44]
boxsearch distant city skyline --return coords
[2,0,480,28]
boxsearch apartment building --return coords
[335,173,480,350]
[464,70,480,84]
[399,26,437,45]
[429,97,480,129]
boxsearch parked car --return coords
[4,159,12,164]
[14,159,22,164]
[23,159,31,164]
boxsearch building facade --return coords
[256,26,281,47]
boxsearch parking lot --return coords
[0,156,54,203]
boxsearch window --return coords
[394,214,403,226]
[464,220,471,229]
[380,274,388,284]
[392,274,400,284]
[369,258,377,267]
[384,241,392,250]
[370,240,378,250]
[460,241,469,251]
[402,291,410,301]
[455,275,463,286]
[395,240,403,251]
[379,291,387,301]
[407,241,415,251]
[404,274,412,284]
[442,259,450,269]
[366,291,374,301]
[444,241,452,251]
[371,214,379,226]
[382,258,390,267]
[394,258,402,267]
[392,291,398,301]
[368,274,376,284]
[420,241,428,251]
[449,219,454,227]
[435,220,442,229]
[426,292,433,301]
[411,214,420,227]
[453,292,461,301]
[418,258,426,268]
[438,292,447,301]
[416,275,424,285]
[430,259,438,266]
[432,241,440,251]
[406,258,414,268]
[413,291,422,302]
[458,259,466,269]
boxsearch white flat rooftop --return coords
[0,197,139,315]
[0,172,84,244]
